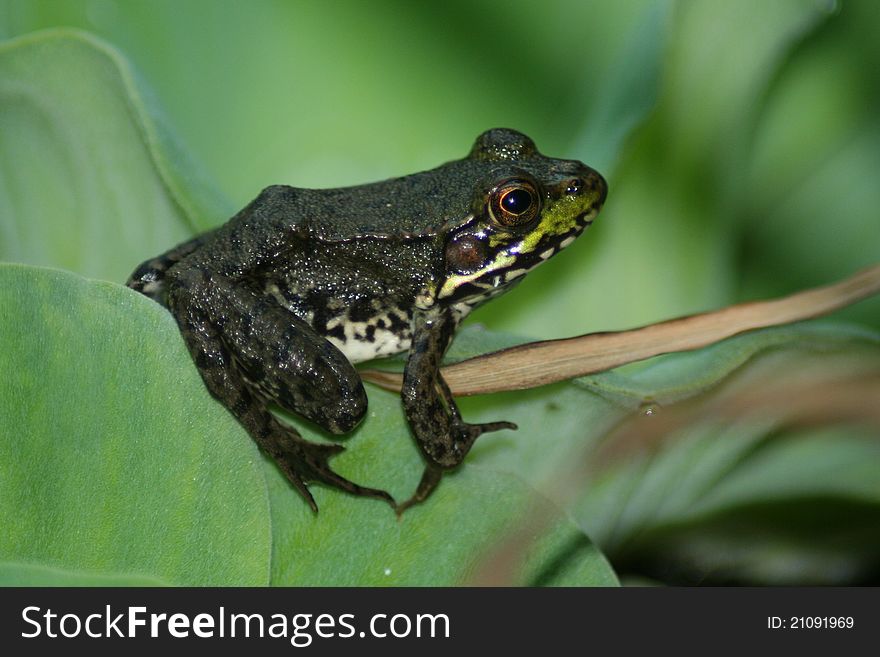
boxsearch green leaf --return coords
[0,29,231,282]
[671,422,880,584]
[0,265,617,586]
[0,264,271,586]
[567,342,880,584]
[267,457,617,587]
[587,425,880,585]
[454,322,879,496]
[449,322,880,585]
[0,562,169,587]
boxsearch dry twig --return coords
[362,264,880,395]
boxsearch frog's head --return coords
[436,128,607,305]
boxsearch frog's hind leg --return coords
[166,267,395,512]
[126,230,218,303]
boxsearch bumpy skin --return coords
[127,129,606,513]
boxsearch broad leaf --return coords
[0,29,230,282]
[0,265,618,586]
[0,264,271,586]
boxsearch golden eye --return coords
[489,180,540,228]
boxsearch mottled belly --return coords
[265,281,417,364]
[324,306,414,364]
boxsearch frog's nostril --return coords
[565,178,585,195]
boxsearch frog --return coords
[127,128,607,514]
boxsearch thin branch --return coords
[362,263,880,396]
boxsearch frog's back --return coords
[253,166,479,242]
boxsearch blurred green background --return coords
[2,0,880,587]
[4,0,877,338]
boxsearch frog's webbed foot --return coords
[265,417,396,512]
[423,418,519,468]
[395,418,517,516]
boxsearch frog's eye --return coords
[489,180,541,228]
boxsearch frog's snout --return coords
[560,165,607,213]
[590,169,608,207]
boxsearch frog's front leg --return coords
[397,309,516,513]
[165,267,395,512]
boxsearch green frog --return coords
[127,129,607,514]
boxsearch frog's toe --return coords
[395,465,443,517]
[314,472,397,510]
[284,440,396,511]
[472,420,518,436]
[287,471,320,514]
